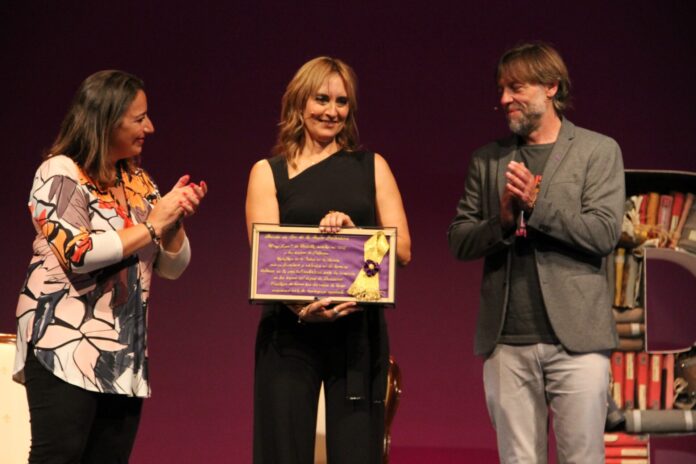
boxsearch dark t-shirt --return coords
[500,142,560,345]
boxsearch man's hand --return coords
[500,189,517,230]
[505,161,538,213]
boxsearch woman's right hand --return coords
[319,210,355,234]
[290,298,362,323]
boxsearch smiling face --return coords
[108,90,155,163]
[498,78,556,137]
[302,73,349,146]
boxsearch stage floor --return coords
[389,440,696,464]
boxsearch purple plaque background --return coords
[254,231,391,300]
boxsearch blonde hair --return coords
[272,57,359,165]
[47,70,144,187]
[497,42,572,114]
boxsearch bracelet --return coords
[525,199,536,217]
[143,222,161,246]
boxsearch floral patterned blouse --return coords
[13,155,190,397]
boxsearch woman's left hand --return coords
[297,298,362,323]
[178,180,208,218]
[319,210,355,233]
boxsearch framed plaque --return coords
[249,224,397,305]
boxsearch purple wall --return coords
[2,1,695,462]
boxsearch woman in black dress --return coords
[245,56,411,463]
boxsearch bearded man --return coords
[448,42,625,463]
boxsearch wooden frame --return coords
[249,224,397,305]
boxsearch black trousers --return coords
[24,347,143,464]
[253,307,385,464]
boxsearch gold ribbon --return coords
[348,231,390,301]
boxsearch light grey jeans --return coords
[483,343,610,464]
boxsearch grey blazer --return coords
[448,119,625,356]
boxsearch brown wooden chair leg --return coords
[383,355,402,464]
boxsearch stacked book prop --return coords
[604,432,649,464]
[607,172,696,440]
[622,191,695,252]
[610,349,696,429]
[604,171,696,463]
[612,247,644,351]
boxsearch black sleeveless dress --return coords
[271,149,376,227]
[253,150,388,463]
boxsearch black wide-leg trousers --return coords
[253,307,384,464]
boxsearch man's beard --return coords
[506,102,545,137]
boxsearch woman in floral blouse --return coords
[13,70,207,463]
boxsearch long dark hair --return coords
[47,70,145,186]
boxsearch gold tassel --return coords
[347,231,390,301]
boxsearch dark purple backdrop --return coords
[2,1,695,462]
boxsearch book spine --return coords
[616,323,645,338]
[618,338,644,351]
[624,352,636,409]
[646,192,660,226]
[669,192,685,234]
[611,352,624,409]
[622,253,639,308]
[636,352,649,410]
[671,192,695,247]
[657,194,673,231]
[647,353,662,410]
[663,353,675,409]
[605,446,648,457]
[604,432,650,446]
[612,307,644,323]
[614,248,625,307]
[638,193,649,224]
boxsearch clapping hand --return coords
[149,175,208,235]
